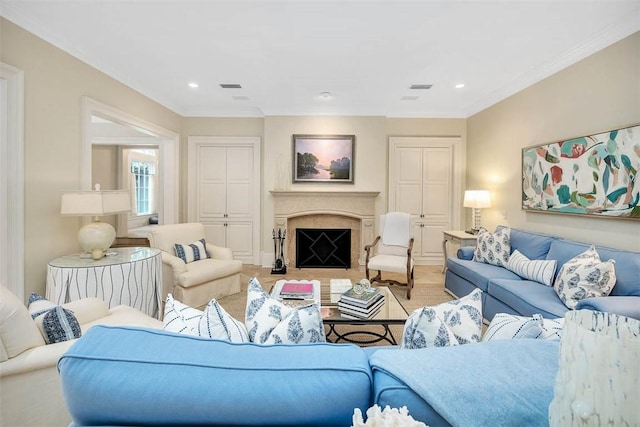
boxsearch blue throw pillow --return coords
[28,293,82,344]
[174,238,210,263]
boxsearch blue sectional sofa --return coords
[445,227,640,321]
[58,325,561,427]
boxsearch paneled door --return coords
[388,137,463,265]
[188,136,260,264]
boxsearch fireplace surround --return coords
[270,191,379,268]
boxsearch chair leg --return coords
[406,268,414,300]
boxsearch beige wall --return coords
[467,32,640,251]
[1,18,182,299]
[182,115,466,265]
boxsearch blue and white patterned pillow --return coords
[174,239,210,263]
[506,249,557,286]
[401,288,483,349]
[200,299,249,342]
[163,294,203,336]
[482,313,543,341]
[553,245,616,309]
[245,278,326,345]
[28,293,82,344]
[473,227,511,267]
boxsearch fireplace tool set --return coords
[271,228,287,274]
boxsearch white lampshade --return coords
[61,190,130,216]
[463,190,492,209]
[61,185,130,260]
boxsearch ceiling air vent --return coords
[232,96,250,101]
[220,83,242,89]
[401,96,419,101]
[410,84,433,90]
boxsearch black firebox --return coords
[295,228,351,269]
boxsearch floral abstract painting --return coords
[522,124,640,219]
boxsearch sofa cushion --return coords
[488,279,569,318]
[0,285,45,360]
[473,227,511,267]
[447,257,521,292]
[401,289,483,349]
[508,228,557,260]
[177,258,243,288]
[482,313,543,341]
[28,293,82,344]
[506,249,557,286]
[245,278,325,344]
[553,246,616,309]
[547,239,640,297]
[174,238,210,264]
[369,340,560,427]
[58,325,372,426]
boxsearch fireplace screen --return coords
[296,228,351,269]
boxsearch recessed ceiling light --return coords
[410,84,433,90]
[320,91,332,99]
[188,82,199,88]
[455,83,465,89]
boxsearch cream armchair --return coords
[364,212,415,299]
[148,223,242,309]
[0,285,161,427]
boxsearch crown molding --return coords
[464,14,640,117]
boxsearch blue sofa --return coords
[445,227,640,321]
[58,325,561,427]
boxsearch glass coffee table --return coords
[272,279,409,345]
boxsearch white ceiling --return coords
[2,0,639,118]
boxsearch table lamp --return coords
[61,184,131,260]
[463,190,491,234]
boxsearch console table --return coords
[46,247,163,319]
[442,230,478,273]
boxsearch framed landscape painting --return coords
[292,134,355,183]
[522,124,640,219]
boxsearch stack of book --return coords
[278,281,314,300]
[338,288,385,319]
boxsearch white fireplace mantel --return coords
[270,190,380,266]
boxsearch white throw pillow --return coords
[473,227,511,267]
[162,294,203,336]
[174,238,210,263]
[483,313,565,341]
[163,294,249,343]
[553,245,616,309]
[539,316,564,340]
[482,313,543,341]
[199,299,249,342]
[506,249,557,286]
[401,288,483,349]
[245,277,326,345]
[0,285,45,360]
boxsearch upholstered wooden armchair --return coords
[364,212,415,299]
[148,223,242,309]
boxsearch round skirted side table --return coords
[46,247,163,319]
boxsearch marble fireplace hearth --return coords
[270,191,379,268]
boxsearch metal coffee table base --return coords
[325,323,398,345]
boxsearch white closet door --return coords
[389,137,462,265]
[188,137,261,264]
